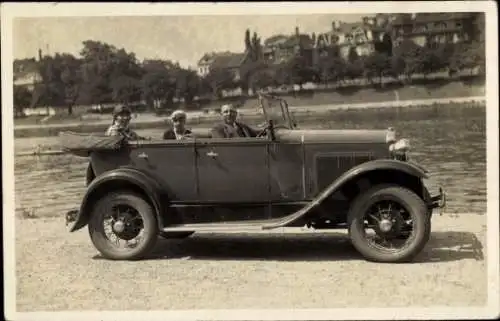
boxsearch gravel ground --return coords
[15,213,487,311]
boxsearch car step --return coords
[162,219,284,232]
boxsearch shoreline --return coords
[14,95,485,139]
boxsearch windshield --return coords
[258,93,296,129]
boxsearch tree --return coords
[35,53,83,114]
[13,86,32,117]
[244,29,252,54]
[419,46,443,78]
[175,68,202,108]
[248,66,275,91]
[363,52,391,85]
[251,31,262,61]
[285,55,316,89]
[344,47,363,82]
[449,41,485,75]
[203,68,236,99]
[58,53,83,114]
[111,75,141,104]
[390,53,406,81]
[392,39,425,82]
[140,60,176,109]
[315,47,346,85]
[273,63,293,87]
[241,60,270,94]
[241,29,264,93]
[431,43,454,72]
[374,33,393,56]
[78,40,143,105]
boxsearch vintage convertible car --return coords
[63,93,446,263]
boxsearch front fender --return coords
[263,159,428,229]
[68,167,167,232]
[340,159,429,182]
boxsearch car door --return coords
[268,141,306,201]
[195,137,270,203]
[129,139,198,201]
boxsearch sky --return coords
[13,14,364,69]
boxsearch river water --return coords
[13,105,487,218]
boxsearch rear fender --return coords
[263,159,429,229]
[69,167,167,232]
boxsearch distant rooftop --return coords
[13,58,40,81]
[211,52,248,69]
[197,51,248,69]
[392,12,475,25]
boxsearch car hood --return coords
[275,128,389,144]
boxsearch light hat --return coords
[171,110,187,121]
[221,104,237,113]
[113,104,131,117]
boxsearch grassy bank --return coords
[14,100,486,139]
[236,77,485,111]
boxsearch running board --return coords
[162,199,321,232]
[162,216,303,232]
[162,220,277,232]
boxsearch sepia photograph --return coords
[2,2,499,320]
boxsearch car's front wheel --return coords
[347,185,431,263]
[88,192,159,260]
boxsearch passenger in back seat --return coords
[163,110,193,140]
[105,104,145,140]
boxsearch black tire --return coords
[88,192,159,260]
[347,185,431,263]
[159,231,195,239]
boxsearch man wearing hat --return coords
[105,104,144,140]
[163,109,193,140]
[210,104,257,138]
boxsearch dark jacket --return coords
[210,121,258,138]
[163,128,193,140]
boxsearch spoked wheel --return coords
[347,185,431,263]
[88,192,158,260]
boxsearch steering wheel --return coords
[255,124,288,138]
[256,125,270,137]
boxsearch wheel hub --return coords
[379,218,393,232]
[112,220,125,234]
[109,208,143,241]
[369,205,407,239]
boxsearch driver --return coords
[210,104,257,138]
[105,104,145,140]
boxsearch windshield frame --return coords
[258,93,296,129]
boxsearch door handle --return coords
[138,152,148,159]
[206,151,218,158]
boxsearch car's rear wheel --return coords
[347,185,431,263]
[88,192,158,260]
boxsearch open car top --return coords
[58,131,126,157]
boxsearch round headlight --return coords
[389,138,411,152]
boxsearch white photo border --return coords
[2,1,498,320]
